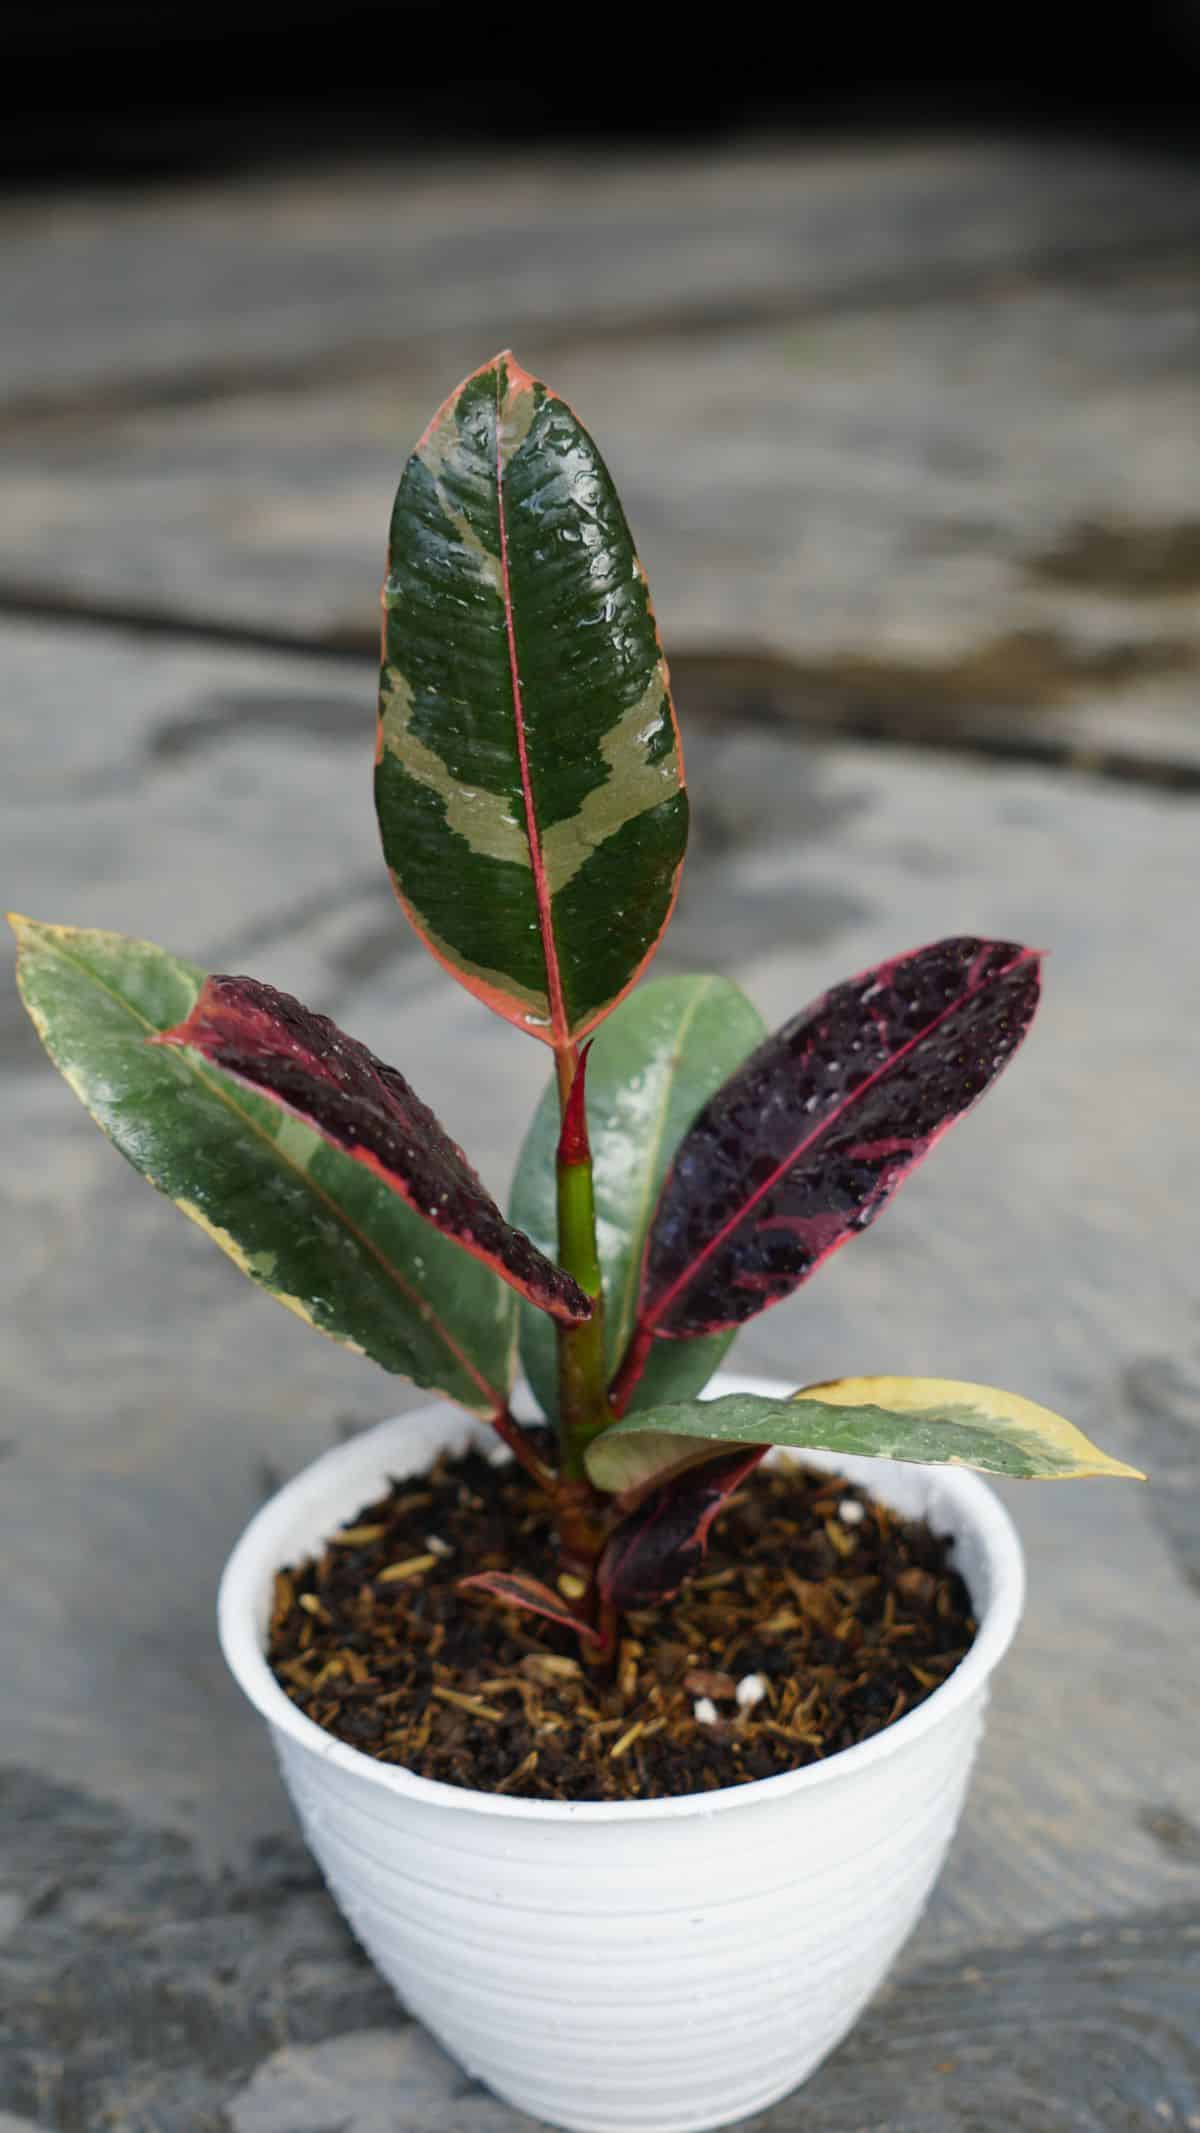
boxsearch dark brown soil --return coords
[267,1445,975,1802]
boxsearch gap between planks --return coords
[2,586,1198,798]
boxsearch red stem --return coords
[608,1323,655,1418]
[489,1407,555,1490]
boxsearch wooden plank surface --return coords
[2,133,1198,2133]
[5,138,1199,409]
[5,141,1198,771]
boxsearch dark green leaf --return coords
[376,351,688,1050]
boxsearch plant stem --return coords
[553,1046,612,1489]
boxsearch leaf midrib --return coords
[493,363,569,1056]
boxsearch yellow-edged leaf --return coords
[586,1374,1144,1493]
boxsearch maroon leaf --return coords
[598,1447,766,1611]
[613,937,1040,1399]
[458,1570,604,1648]
[154,974,590,1326]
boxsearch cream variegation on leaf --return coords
[375,351,688,1057]
[586,1377,1145,1495]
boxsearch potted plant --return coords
[11,352,1139,2133]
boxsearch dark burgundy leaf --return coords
[154,974,590,1326]
[598,1446,766,1611]
[458,1570,604,1648]
[614,937,1040,1393]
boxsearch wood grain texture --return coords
[4,140,1198,407]
[775,1905,1200,2131]
[2,146,1199,773]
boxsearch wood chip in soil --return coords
[266,1444,976,1803]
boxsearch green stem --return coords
[553,1046,612,1487]
[556,1163,609,1478]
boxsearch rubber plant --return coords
[10,352,1140,1667]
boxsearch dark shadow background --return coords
[6,2,1200,184]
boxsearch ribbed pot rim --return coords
[219,1373,1025,1823]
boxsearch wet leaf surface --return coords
[376,352,687,1047]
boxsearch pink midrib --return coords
[494,366,570,1055]
[641,948,1038,1332]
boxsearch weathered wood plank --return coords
[222,1901,1200,2131]
[4,129,1198,2126]
[224,1911,1200,2133]
[6,250,1197,766]
[3,1755,1196,2130]
[781,1906,1200,2131]
[5,139,1199,409]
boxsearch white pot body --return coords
[219,1375,1024,2133]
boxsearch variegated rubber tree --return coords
[11,352,1140,1663]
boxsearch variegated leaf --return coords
[586,1379,1145,1494]
[509,974,766,1421]
[156,973,589,1325]
[376,351,688,1049]
[10,919,519,1415]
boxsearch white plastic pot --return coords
[219,1374,1024,2133]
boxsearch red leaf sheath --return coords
[598,1448,767,1612]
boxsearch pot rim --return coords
[219,1372,1025,1823]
